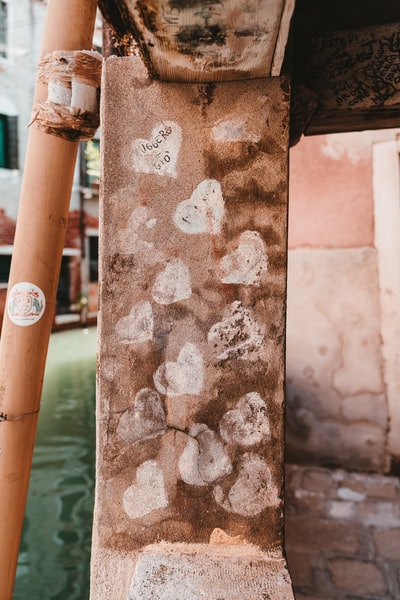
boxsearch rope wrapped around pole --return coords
[30,49,102,141]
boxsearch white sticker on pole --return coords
[7,282,46,326]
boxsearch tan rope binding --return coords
[29,50,102,141]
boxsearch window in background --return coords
[89,235,98,283]
[0,253,11,284]
[0,1,8,59]
[0,114,19,169]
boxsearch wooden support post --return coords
[91,56,294,599]
[0,2,97,598]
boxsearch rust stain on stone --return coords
[192,83,217,116]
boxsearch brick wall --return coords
[285,464,400,599]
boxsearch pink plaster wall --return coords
[288,134,374,249]
[285,128,400,472]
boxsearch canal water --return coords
[13,327,97,600]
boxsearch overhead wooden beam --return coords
[98,0,295,81]
[293,23,400,136]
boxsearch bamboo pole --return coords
[0,2,97,597]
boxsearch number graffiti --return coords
[139,125,173,170]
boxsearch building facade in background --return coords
[0,0,101,331]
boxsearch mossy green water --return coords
[13,327,97,600]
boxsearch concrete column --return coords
[91,55,294,599]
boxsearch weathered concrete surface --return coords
[286,247,388,472]
[91,55,292,598]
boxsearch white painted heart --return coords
[173,179,225,235]
[132,121,182,178]
[178,424,232,486]
[153,343,204,396]
[116,300,153,344]
[220,230,268,286]
[207,301,264,361]
[212,117,261,143]
[220,392,271,446]
[152,258,192,305]
[213,453,279,516]
[118,206,155,251]
[117,388,167,443]
[123,460,169,519]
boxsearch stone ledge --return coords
[129,542,294,600]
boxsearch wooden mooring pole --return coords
[0,2,98,597]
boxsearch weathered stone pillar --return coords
[91,55,294,599]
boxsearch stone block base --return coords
[129,542,294,599]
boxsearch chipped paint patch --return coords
[220,392,271,446]
[123,460,168,519]
[220,230,268,286]
[321,132,375,165]
[132,121,182,177]
[212,117,261,143]
[116,300,153,344]
[153,342,204,396]
[173,179,224,235]
[214,453,279,516]
[152,258,192,304]
[117,388,166,443]
[179,424,232,486]
[208,301,264,361]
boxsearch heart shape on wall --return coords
[123,460,169,519]
[117,388,167,443]
[220,391,271,446]
[116,300,154,344]
[173,179,225,235]
[214,453,279,516]
[152,258,192,305]
[132,121,182,178]
[153,342,204,396]
[207,301,264,361]
[178,424,232,486]
[220,230,268,286]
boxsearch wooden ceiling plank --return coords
[300,22,400,135]
[101,0,293,82]
[271,0,296,76]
